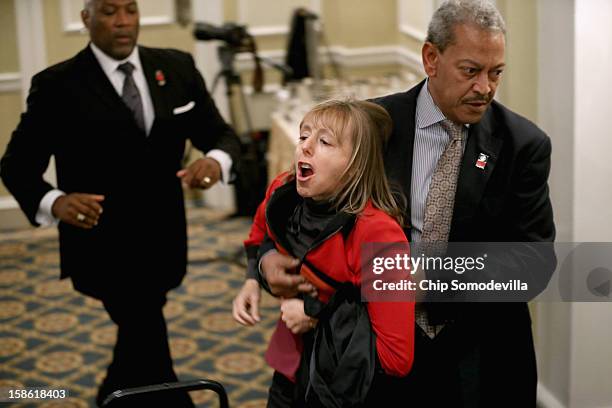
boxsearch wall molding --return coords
[15,0,47,107]
[399,24,427,42]
[326,45,400,68]
[0,72,21,93]
[248,25,290,37]
[395,47,425,75]
[234,45,425,75]
[397,0,434,43]
[238,0,321,37]
[62,16,176,33]
[61,0,176,33]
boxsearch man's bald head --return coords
[81,0,140,60]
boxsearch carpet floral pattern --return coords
[0,207,279,407]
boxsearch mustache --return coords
[462,95,491,104]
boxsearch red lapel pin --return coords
[155,70,166,86]
[475,153,489,169]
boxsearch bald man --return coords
[1,1,240,406]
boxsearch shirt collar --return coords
[416,78,469,130]
[90,42,142,78]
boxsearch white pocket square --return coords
[173,101,195,115]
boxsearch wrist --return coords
[204,157,221,177]
[50,195,66,218]
[245,278,259,287]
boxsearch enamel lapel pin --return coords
[155,70,166,86]
[476,153,489,170]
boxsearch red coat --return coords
[246,173,415,379]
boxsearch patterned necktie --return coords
[421,119,465,242]
[417,119,465,339]
[117,62,145,132]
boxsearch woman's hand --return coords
[280,298,317,334]
[232,279,261,325]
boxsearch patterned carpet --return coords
[0,207,280,407]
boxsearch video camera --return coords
[193,22,252,49]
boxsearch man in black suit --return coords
[0,0,240,406]
[246,0,555,406]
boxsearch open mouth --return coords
[297,161,314,180]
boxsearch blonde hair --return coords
[293,99,406,226]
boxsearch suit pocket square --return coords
[173,101,196,115]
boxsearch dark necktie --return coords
[117,62,145,132]
[417,119,465,339]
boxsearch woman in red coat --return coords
[234,99,415,407]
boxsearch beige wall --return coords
[323,0,397,47]
[43,0,195,66]
[0,0,19,72]
[0,92,22,197]
[497,0,539,122]
[0,0,21,198]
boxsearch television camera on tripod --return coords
[193,22,293,216]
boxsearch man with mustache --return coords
[237,0,555,406]
[1,0,240,406]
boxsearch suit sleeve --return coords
[244,199,267,279]
[473,134,556,297]
[244,173,289,280]
[511,135,555,242]
[0,72,56,226]
[490,134,556,296]
[351,216,415,377]
[183,53,241,178]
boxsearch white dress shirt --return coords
[35,43,232,226]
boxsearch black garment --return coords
[286,198,335,259]
[372,81,555,406]
[306,284,378,408]
[267,371,297,408]
[267,286,407,408]
[284,9,311,83]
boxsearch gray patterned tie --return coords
[417,119,465,338]
[117,62,145,132]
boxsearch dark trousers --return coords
[95,293,194,407]
[267,371,297,408]
[400,316,537,408]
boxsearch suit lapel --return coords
[450,106,503,239]
[382,81,425,230]
[139,47,170,127]
[79,46,126,112]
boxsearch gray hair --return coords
[426,0,506,52]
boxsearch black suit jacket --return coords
[374,81,556,406]
[1,45,240,299]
